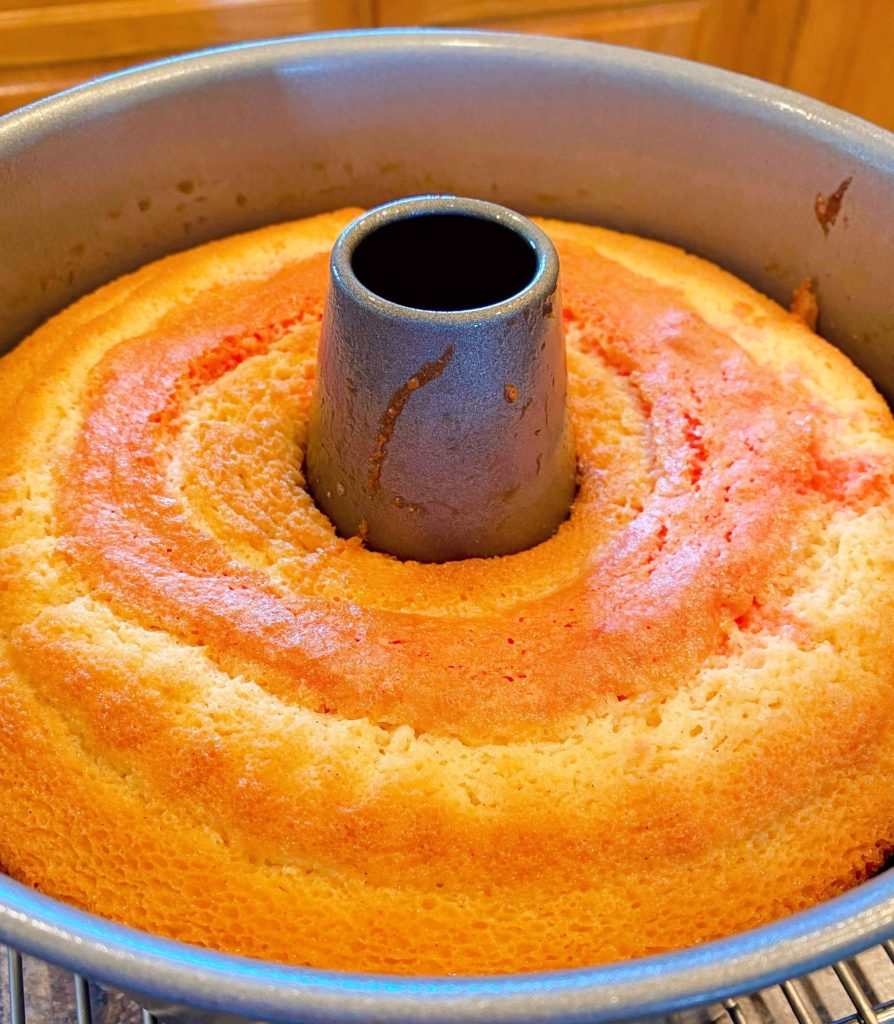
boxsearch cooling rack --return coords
[4,941,894,1024]
[3,948,154,1024]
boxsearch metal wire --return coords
[725,998,752,1024]
[727,949,894,1024]
[834,961,882,1024]
[73,975,92,1024]
[3,941,894,1024]
[6,948,24,1024]
[782,978,824,1024]
[697,947,894,1024]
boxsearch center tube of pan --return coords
[306,194,576,563]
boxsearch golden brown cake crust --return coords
[1,210,894,973]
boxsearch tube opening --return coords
[350,213,539,312]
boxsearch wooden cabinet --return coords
[374,0,894,131]
[1,0,892,131]
[0,0,373,114]
[785,0,894,133]
[396,1,716,61]
[377,0,764,68]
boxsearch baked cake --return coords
[1,209,893,973]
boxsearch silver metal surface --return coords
[5,942,894,1024]
[835,963,882,1024]
[1,31,893,387]
[7,949,24,1024]
[782,979,823,1024]
[1,26,894,1024]
[74,975,92,1024]
[307,195,575,561]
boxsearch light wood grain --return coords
[786,0,894,131]
[693,0,806,84]
[375,0,803,71]
[1,0,892,133]
[466,0,709,56]
[0,53,173,114]
[0,0,372,68]
[376,0,662,24]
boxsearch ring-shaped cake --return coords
[1,210,893,973]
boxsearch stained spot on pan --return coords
[815,176,853,236]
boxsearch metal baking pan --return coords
[1,29,893,1024]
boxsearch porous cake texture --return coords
[1,210,893,974]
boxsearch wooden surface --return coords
[374,0,894,131]
[786,0,894,133]
[693,0,806,84]
[440,0,712,58]
[0,0,373,114]
[0,0,373,66]
[0,0,891,130]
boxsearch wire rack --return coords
[3,940,894,1024]
[3,947,156,1024]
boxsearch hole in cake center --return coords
[350,213,539,312]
